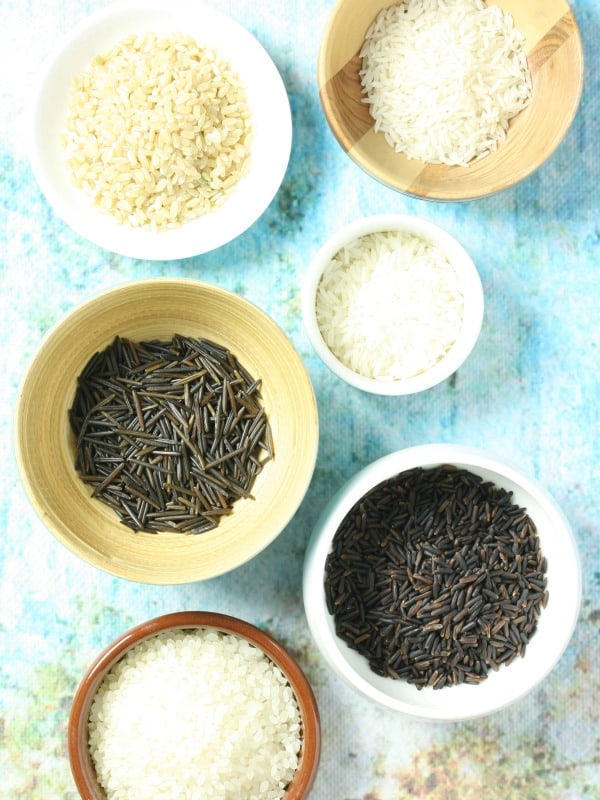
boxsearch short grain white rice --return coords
[87,629,302,800]
[315,230,464,381]
[63,32,252,230]
[359,0,532,166]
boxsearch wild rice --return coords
[324,465,548,689]
[69,335,272,534]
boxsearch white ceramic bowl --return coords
[302,214,484,395]
[303,444,581,720]
[28,0,292,260]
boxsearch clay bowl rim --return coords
[68,611,321,800]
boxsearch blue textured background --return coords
[1,1,598,797]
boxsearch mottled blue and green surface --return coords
[1,1,599,797]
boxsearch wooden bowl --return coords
[15,280,318,584]
[68,612,321,799]
[318,0,584,200]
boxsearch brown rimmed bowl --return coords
[318,0,584,200]
[68,611,321,799]
[14,279,318,584]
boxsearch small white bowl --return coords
[303,444,581,721]
[302,214,484,395]
[28,0,292,260]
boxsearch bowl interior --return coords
[15,280,318,583]
[318,0,584,200]
[302,214,484,395]
[303,444,581,720]
[28,0,292,259]
[68,612,321,800]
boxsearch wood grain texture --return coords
[318,0,584,200]
[14,280,319,584]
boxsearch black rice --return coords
[69,335,273,534]
[324,465,548,689]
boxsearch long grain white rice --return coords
[315,230,464,381]
[63,32,252,230]
[359,0,532,166]
[87,629,302,800]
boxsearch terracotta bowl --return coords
[318,0,584,200]
[68,612,321,799]
[15,279,318,583]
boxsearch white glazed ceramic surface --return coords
[303,444,581,720]
[28,0,292,260]
[302,214,484,395]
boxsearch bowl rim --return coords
[27,0,292,260]
[301,213,484,395]
[317,0,585,201]
[14,277,319,584]
[303,443,582,720]
[68,611,321,800]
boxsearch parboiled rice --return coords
[359,0,532,166]
[62,32,252,230]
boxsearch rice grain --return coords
[88,629,302,800]
[63,32,252,230]
[359,0,532,166]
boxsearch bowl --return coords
[68,611,321,799]
[303,444,581,720]
[28,0,292,259]
[318,0,584,200]
[14,279,318,583]
[302,214,484,395]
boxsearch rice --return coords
[315,230,464,381]
[62,32,252,230]
[359,0,532,166]
[87,629,302,800]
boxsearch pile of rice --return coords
[87,629,302,800]
[359,0,532,166]
[63,32,252,230]
[315,230,464,381]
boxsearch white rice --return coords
[315,230,464,381]
[359,0,532,166]
[63,32,252,230]
[87,629,302,800]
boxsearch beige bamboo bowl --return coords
[14,279,318,584]
[68,612,321,799]
[318,0,584,200]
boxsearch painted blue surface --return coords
[1,1,598,797]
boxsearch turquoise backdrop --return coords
[1,1,598,797]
